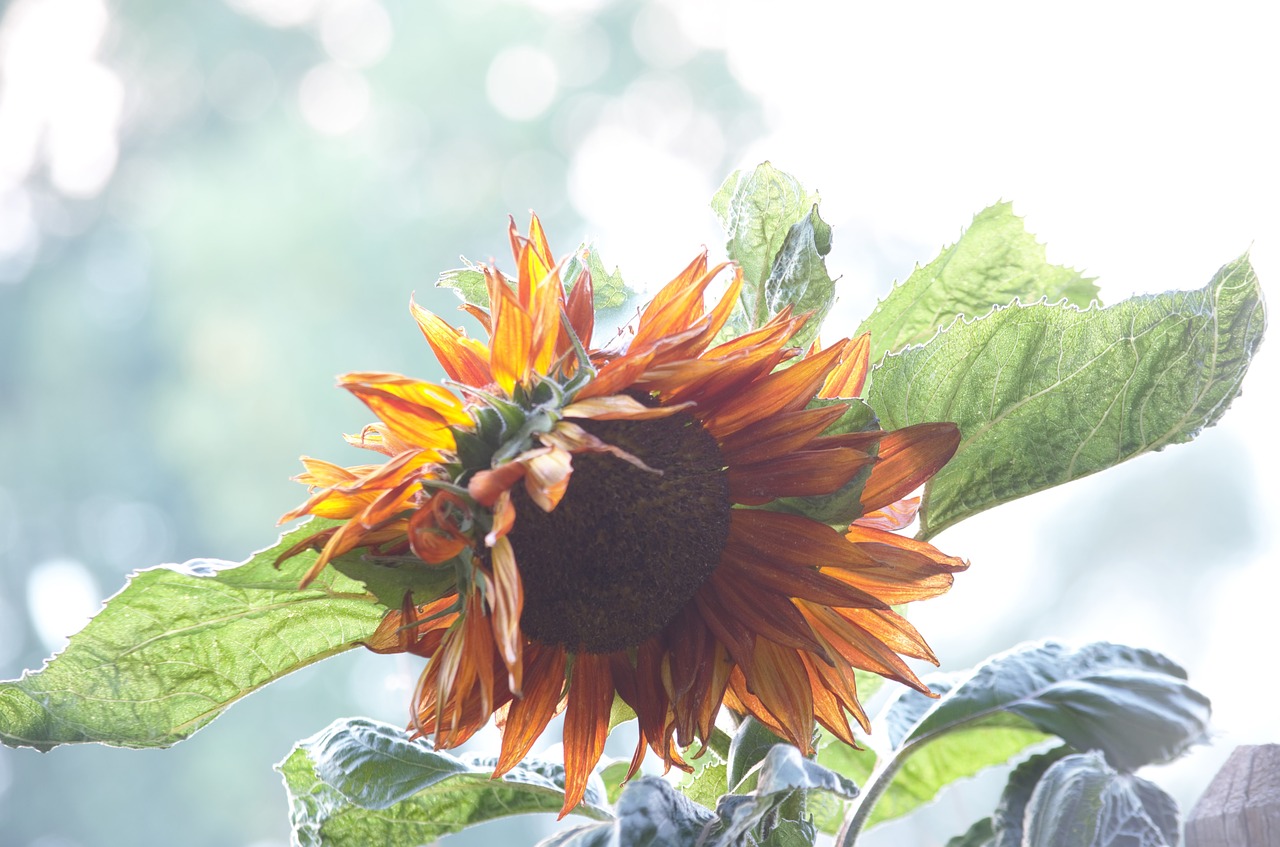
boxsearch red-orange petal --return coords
[495,643,567,776]
[487,269,534,393]
[727,447,873,504]
[818,332,871,399]
[559,653,614,817]
[858,422,960,513]
[487,536,525,695]
[410,297,494,387]
[703,340,850,438]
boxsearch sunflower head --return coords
[281,215,966,816]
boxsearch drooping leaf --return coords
[709,745,858,847]
[764,205,836,349]
[436,263,490,308]
[990,745,1075,847]
[894,641,1211,772]
[1021,752,1180,847]
[857,202,1099,363]
[280,718,611,847]
[0,520,452,751]
[712,162,821,333]
[870,255,1265,538]
[946,817,996,847]
[847,641,1208,834]
[535,777,715,847]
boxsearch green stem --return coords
[834,752,907,847]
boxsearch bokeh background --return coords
[1,1,1276,845]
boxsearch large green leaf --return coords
[863,724,1050,830]
[574,246,635,312]
[895,641,1210,772]
[870,254,1265,538]
[857,202,1098,363]
[711,162,821,333]
[0,520,453,750]
[843,642,1208,838]
[1021,752,1179,847]
[946,817,996,847]
[281,718,611,847]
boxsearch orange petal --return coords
[727,447,873,504]
[486,489,517,546]
[487,536,525,695]
[799,601,930,694]
[522,447,574,512]
[574,347,657,400]
[706,569,827,656]
[495,643,567,776]
[564,259,596,350]
[562,395,694,421]
[559,653,614,817]
[720,538,888,610]
[859,422,960,513]
[703,340,850,438]
[835,524,968,602]
[737,638,815,753]
[340,372,467,450]
[487,269,534,393]
[410,297,494,387]
[630,252,713,350]
[718,404,848,466]
[469,460,529,507]
[818,332,871,399]
[728,508,878,571]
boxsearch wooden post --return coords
[1185,744,1280,847]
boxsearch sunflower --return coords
[279,216,966,816]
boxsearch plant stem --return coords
[834,753,908,847]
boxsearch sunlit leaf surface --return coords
[856,202,1099,363]
[0,521,452,750]
[281,718,611,847]
[871,255,1265,538]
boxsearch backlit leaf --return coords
[280,718,611,847]
[712,162,820,333]
[764,205,836,349]
[871,255,1265,538]
[857,202,1098,363]
[0,520,452,750]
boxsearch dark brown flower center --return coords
[508,409,731,653]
